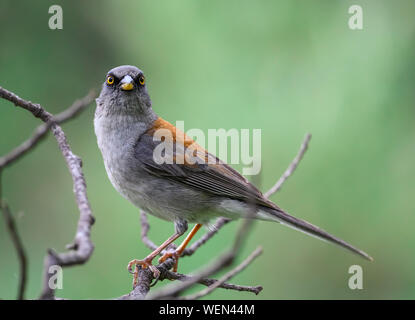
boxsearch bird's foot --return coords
[158,250,180,273]
[127,258,160,287]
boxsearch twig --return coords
[163,271,263,295]
[139,211,158,251]
[0,201,27,300]
[180,247,263,300]
[264,133,311,198]
[117,259,176,300]
[0,86,96,300]
[0,91,96,169]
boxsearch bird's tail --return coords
[258,207,373,261]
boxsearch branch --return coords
[180,247,263,300]
[139,211,159,251]
[163,271,263,295]
[0,200,27,300]
[0,91,96,169]
[117,259,176,300]
[264,133,311,198]
[0,86,96,300]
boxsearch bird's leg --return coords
[127,220,188,287]
[158,223,202,272]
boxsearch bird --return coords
[94,65,373,286]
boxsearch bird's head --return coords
[96,65,152,117]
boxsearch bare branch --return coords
[0,91,96,169]
[0,122,52,169]
[264,133,312,198]
[0,86,96,300]
[117,259,176,300]
[0,200,28,300]
[181,247,263,300]
[139,211,158,251]
[164,271,262,295]
[52,92,96,123]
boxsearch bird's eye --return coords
[107,76,115,85]
[139,75,145,85]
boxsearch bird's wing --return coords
[134,117,277,210]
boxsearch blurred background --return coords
[0,0,414,300]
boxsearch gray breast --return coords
[94,113,148,195]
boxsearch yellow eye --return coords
[107,76,114,85]
[139,76,145,85]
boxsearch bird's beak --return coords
[120,75,134,91]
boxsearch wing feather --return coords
[135,118,275,209]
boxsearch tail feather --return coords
[260,208,373,261]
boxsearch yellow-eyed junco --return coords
[94,65,372,286]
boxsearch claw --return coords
[127,258,160,287]
[125,224,202,287]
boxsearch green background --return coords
[0,0,414,299]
